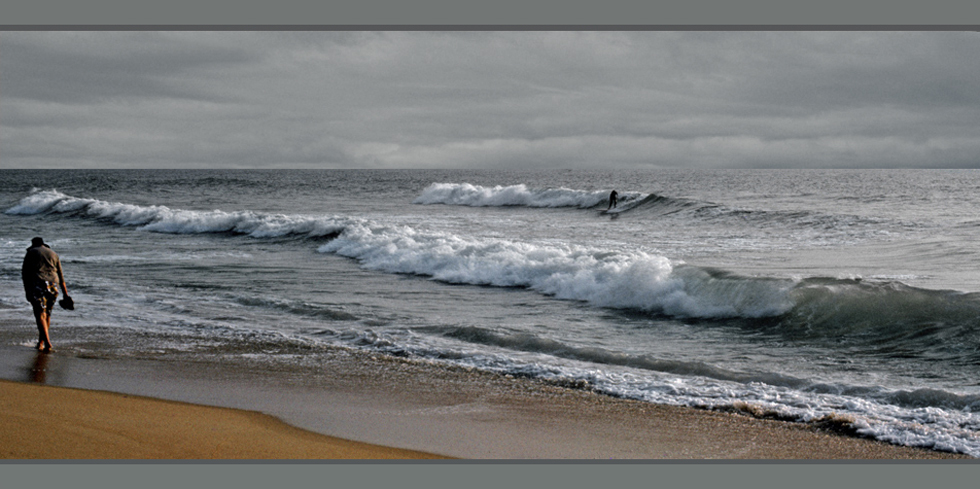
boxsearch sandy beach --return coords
[0,379,445,459]
[0,339,970,460]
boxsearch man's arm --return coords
[22,252,32,300]
[56,258,68,296]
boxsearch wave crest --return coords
[5,189,349,238]
[319,222,795,319]
[413,182,644,209]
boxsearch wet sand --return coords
[0,339,971,460]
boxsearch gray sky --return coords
[2,31,979,169]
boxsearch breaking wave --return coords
[318,221,796,319]
[413,182,646,209]
[5,189,351,239]
[412,183,905,239]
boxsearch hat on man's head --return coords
[31,237,44,247]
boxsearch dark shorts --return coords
[29,281,59,313]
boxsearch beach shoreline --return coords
[0,340,970,460]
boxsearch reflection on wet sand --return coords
[27,351,50,384]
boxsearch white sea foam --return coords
[6,189,352,239]
[341,325,980,457]
[413,182,641,208]
[319,222,795,319]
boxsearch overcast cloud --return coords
[2,31,979,169]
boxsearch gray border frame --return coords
[2,0,980,488]
[3,25,980,30]
[1,0,980,26]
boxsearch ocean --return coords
[2,168,980,456]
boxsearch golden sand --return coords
[0,380,447,459]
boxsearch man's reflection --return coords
[27,350,50,384]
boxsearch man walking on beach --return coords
[22,237,69,352]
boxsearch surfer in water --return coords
[608,190,618,210]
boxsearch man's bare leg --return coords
[33,306,53,352]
